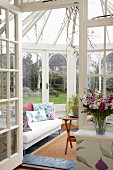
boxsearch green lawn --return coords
[23,92,67,104]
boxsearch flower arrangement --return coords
[80,90,113,119]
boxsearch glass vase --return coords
[94,117,106,135]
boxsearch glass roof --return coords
[6,0,113,49]
[22,7,79,47]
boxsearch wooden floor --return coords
[15,164,62,170]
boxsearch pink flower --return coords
[99,102,105,111]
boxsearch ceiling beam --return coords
[0,0,21,12]
[21,0,79,12]
[14,0,22,7]
[23,11,46,37]
[0,24,6,35]
[22,11,39,26]
[53,18,67,45]
[36,10,52,44]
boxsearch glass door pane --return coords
[0,133,7,161]
[23,52,42,104]
[49,53,67,104]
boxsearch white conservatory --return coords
[0,0,113,169]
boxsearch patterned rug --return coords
[23,154,76,170]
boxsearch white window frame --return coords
[79,0,113,131]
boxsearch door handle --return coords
[46,83,49,89]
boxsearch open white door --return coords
[0,1,23,170]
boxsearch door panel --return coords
[0,3,22,170]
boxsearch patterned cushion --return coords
[44,102,55,120]
[26,110,47,122]
[23,111,32,132]
[36,109,47,121]
[10,109,15,117]
[26,111,38,123]
[33,103,45,111]
[33,102,55,120]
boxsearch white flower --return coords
[93,102,98,109]
[82,98,87,105]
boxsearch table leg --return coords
[64,120,73,154]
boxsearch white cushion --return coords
[23,118,62,144]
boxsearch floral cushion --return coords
[36,109,47,121]
[23,111,32,132]
[44,102,55,120]
[26,110,47,122]
[33,103,45,111]
[10,109,15,117]
[26,111,38,123]
[33,102,55,120]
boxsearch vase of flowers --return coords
[81,90,113,134]
[94,116,106,135]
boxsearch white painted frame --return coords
[0,1,23,170]
[79,0,113,131]
[22,44,75,112]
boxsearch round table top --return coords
[59,116,78,121]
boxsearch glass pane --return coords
[10,43,16,69]
[0,40,7,69]
[87,76,103,92]
[88,0,105,20]
[0,8,6,38]
[23,53,42,104]
[87,27,104,50]
[106,26,113,49]
[10,101,17,127]
[9,12,15,41]
[106,51,113,74]
[0,72,7,99]
[9,0,14,4]
[87,52,104,74]
[0,133,7,161]
[106,77,113,93]
[11,129,17,155]
[0,103,7,130]
[10,72,16,98]
[49,53,67,104]
[107,0,113,15]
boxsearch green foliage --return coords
[23,92,67,104]
[66,95,79,114]
[23,97,42,104]
[49,93,66,104]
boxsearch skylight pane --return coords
[107,0,113,15]
[88,0,105,19]
[106,26,113,49]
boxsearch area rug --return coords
[23,154,76,170]
[32,132,76,160]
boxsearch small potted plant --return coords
[66,95,79,117]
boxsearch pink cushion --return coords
[23,102,33,111]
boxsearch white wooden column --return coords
[67,48,76,99]
[42,50,49,103]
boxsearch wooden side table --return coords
[59,116,78,154]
